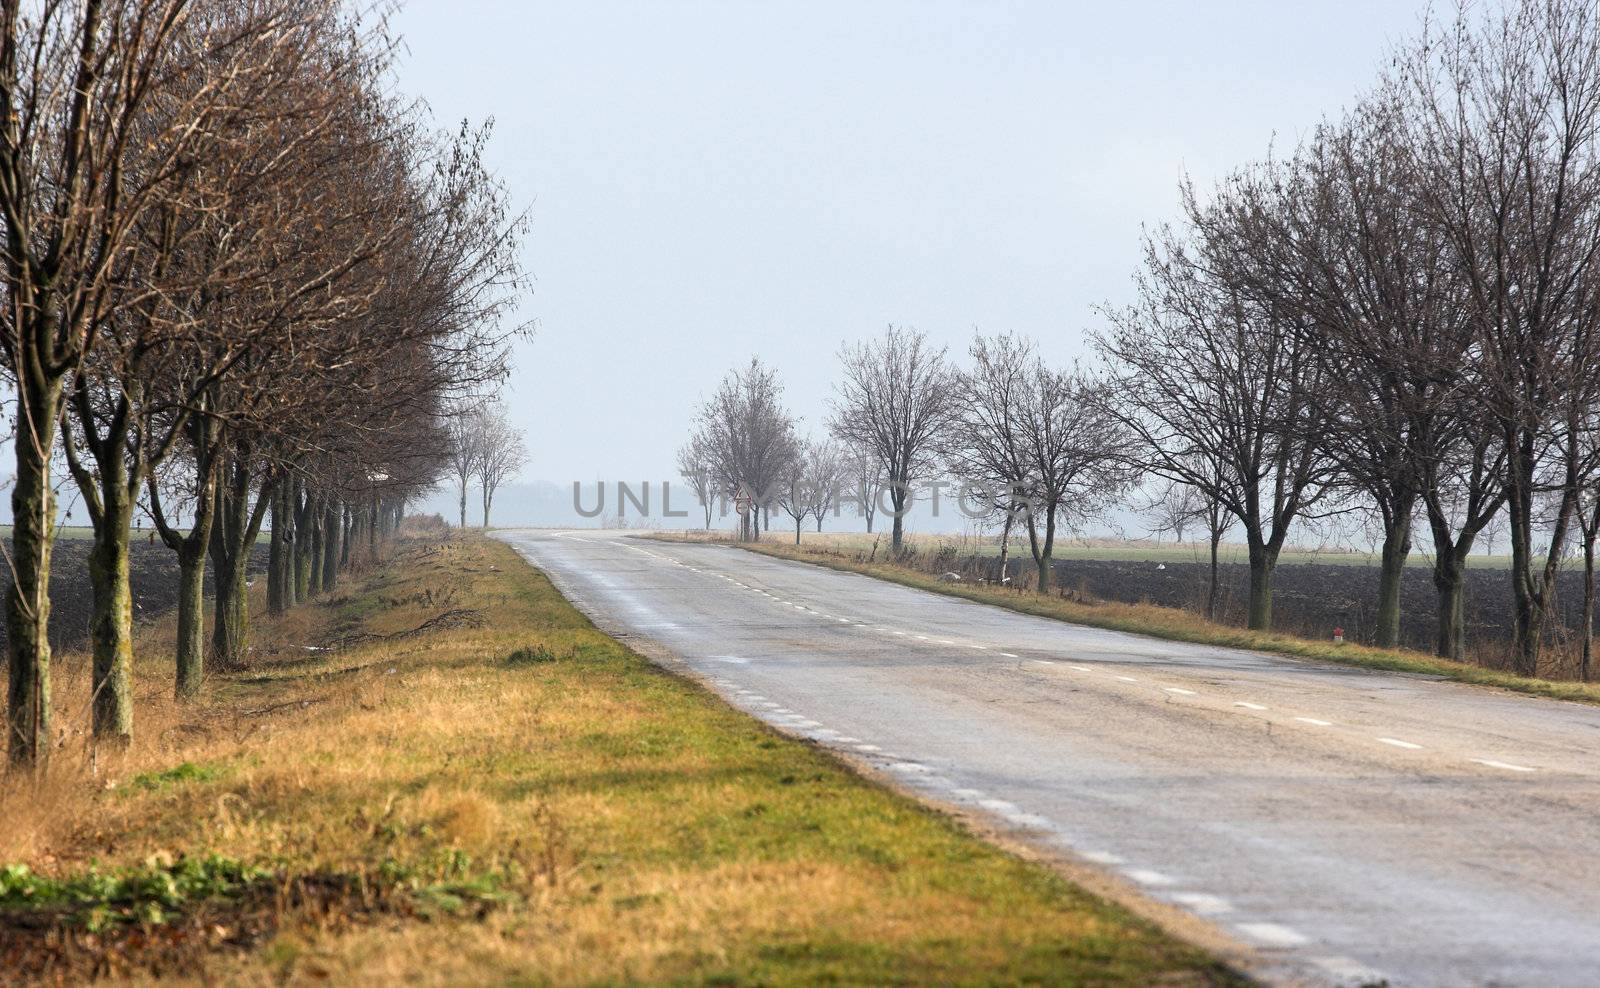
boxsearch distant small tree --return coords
[677,438,717,529]
[842,449,884,533]
[473,403,527,528]
[447,405,485,529]
[807,440,845,532]
[1146,481,1206,544]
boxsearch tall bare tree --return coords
[830,326,954,552]
[1096,171,1335,630]
[1397,0,1600,674]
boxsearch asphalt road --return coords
[496,529,1600,988]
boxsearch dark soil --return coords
[0,532,270,651]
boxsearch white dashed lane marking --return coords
[1237,922,1311,947]
[1473,758,1536,772]
[1234,702,1268,711]
[1168,892,1233,916]
[1163,687,1198,696]
[1295,717,1333,727]
[1378,737,1423,750]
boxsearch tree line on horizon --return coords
[682,0,1600,684]
[0,0,527,772]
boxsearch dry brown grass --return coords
[0,533,1238,986]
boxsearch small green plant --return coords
[128,760,220,792]
[0,854,269,931]
[506,644,558,666]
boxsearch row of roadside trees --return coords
[2,0,526,771]
[680,327,1137,597]
[680,0,1600,681]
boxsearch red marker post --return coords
[1333,626,1345,645]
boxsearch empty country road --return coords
[496,530,1600,988]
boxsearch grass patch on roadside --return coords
[0,533,1238,986]
[712,537,1600,708]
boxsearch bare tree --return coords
[473,402,527,528]
[676,437,717,529]
[447,404,485,529]
[1014,366,1138,593]
[841,449,884,533]
[695,359,797,542]
[1146,481,1207,545]
[1397,0,1600,674]
[776,439,815,545]
[830,326,955,552]
[806,439,845,532]
[1096,170,1335,630]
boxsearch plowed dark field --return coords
[0,532,270,650]
[943,553,1589,670]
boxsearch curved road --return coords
[497,529,1600,988]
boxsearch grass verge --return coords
[0,533,1238,986]
[698,536,1600,708]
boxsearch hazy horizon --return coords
[391,0,1433,501]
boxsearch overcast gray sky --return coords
[391,0,1431,492]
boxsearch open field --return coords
[743,529,1520,569]
[0,533,1235,985]
[0,536,270,652]
[648,533,1600,707]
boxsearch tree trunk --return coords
[458,478,468,529]
[211,547,249,670]
[1506,431,1544,677]
[1433,556,1467,662]
[1583,531,1596,682]
[1374,510,1413,649]
[174,540,207,700]
[149,415,221,701]
[209,459,268,670]
[322,500,341,592]
[1246,536,1276,631]
[6,381,60,769]
[1208,529,1222,621]
[268,486,289,616]
[308,498,325,597]
[1032,509,1056,595]
[996,513,1013,585]
[890,487,906,552]
[86,491,135,745]
[294,483,312,600]
[795,517,802,544]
